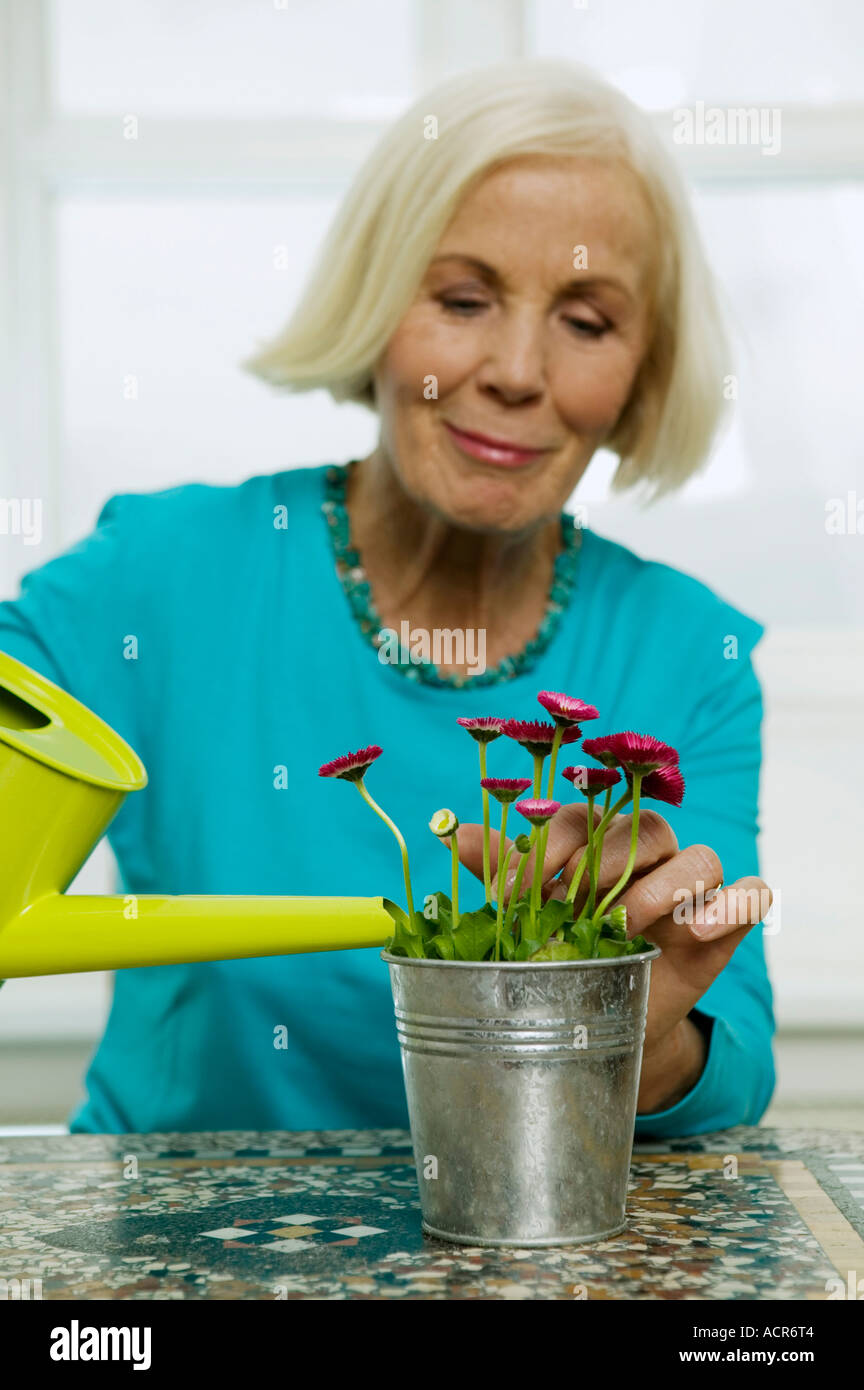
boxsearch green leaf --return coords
[417,914,441,945]
[513,900,534,937]
[385,927,425,958]
[452,909,499,962]
[536,898,573,945]
[383,898,412,931]
[420,892,453,940]
[626,934,653,955]
[515,937,544,961]
[383,898,425,958]
[429,905,452,939]
[595,937,627,958]
[497,930,516,961]
[428,933,456,961]
[571,921,600,958]
[528,940,584,962]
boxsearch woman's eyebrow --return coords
[428,254,499,283]
[429,253,635,304]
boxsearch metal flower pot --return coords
[383,947,660,1247]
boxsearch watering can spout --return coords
[0,651,392,978]
[1,892,391,978]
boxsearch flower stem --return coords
[450,829,460,928]
[564,846,589,906]
[502,842,532,944]
[593,773,643,924]
[356,781,415,921]
[529,861,541,932]
[545,726,564,799]
[479,743,492,903]
[533,725,564,923]
[495,801,511,908]
[595,786,633,838]
[532,753,545,798]
[494,841,516,962]
[584,794,597,915]
[565,786,632,908]
[523,753,547,935]
[591,784,613,897]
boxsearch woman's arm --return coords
[0,491,158,786]
[0,493,139,699]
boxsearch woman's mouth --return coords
[442,421,551,468]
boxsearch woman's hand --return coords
[453,805,772,1114]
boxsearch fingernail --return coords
[691,902,719,939]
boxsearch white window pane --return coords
[575,183,864,628]
[49,0,417,118]
[57,195,377,542]
[529,0,864,106]
[691,183,863,500]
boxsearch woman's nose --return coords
[475,312,547,404]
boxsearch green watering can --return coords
[0,650,392,977]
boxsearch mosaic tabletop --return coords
[1,1126,863,1300]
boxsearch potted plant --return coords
[318,692,684,1247]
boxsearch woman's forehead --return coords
[432,157,657,297]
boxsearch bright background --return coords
[0,0,861,1128]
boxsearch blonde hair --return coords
[243,59,731,499]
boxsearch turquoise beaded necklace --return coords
[322,461,583,690]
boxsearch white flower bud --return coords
[429,808,459,837]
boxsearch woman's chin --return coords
[426,478,557,537]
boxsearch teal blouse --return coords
[0,463,775,1137]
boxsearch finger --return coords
[549,809,679,909]
[614,843,724,935]
[449,824,513,889]
[687,876,773,942]
[445,823,487,883]
[520,802,597,882]
[454,810,590,897]
[454,808,682,909]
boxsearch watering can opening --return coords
[0,649,147,791]
[0,685,51,731]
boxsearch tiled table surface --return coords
[1,1127,863,1300]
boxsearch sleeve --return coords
[633,602,776,1139]
[0,492,148,749]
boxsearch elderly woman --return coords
[0,60,774,1137]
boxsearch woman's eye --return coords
[439,296,488,314]
[565,316,609,338]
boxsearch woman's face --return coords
[372,155,657,534]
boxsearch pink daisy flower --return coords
[640,764,686,807]
[581,732,679,775]
[503,719,582,757]
[515,798,562,825]
[537,691,599,726]
[561,765,621,795]
[456,716,505,744]
[480,776,532,804]
[318,745,383,782]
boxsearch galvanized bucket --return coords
[383,947,660,1247]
